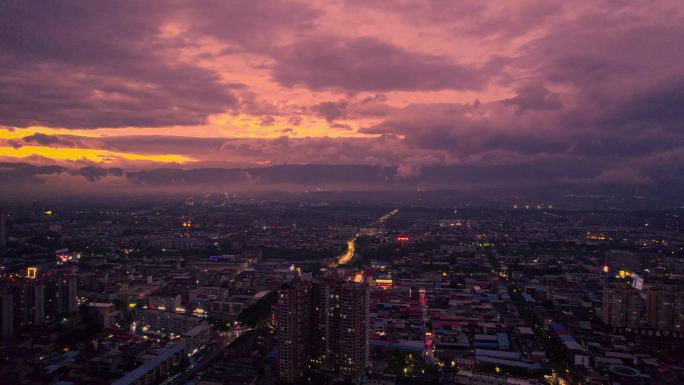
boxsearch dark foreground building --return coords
[276,271,369,383]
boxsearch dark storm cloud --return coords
[345,0,562,39]
[73,166,124,182]
[0,162,65,185]
[21,133,77,147]
[99,136,227,156]
[502,86,562,113]
[310,100,349,122]
[0,0,683,196]
[271,36,490,92]
[599,78,684,131]
[0,1,239,128]
[0,162,121,184]
[184,0,322,50]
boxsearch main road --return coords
[331,209,399,267]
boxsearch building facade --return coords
[276,280,313,382]
[602,282,642,328]
[646,283,684,332]
[276,273,369,383]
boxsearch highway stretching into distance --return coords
[332,209,399,266]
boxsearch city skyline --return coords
[0,196,683,384]
[2,4,684,383]
[1,1,683,196]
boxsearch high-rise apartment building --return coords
[45,275,78,322]
[276,273,369,383]
[646,283,684,332]
[276,280,313,382]
[0,293,13,340]
[0,272,78,339]
[338,281,369,380]
[11,279,46,333]
[602,282,642,328]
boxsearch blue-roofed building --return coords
[474,341,499,349]
[497,332,510,350]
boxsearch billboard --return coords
[632,274,644,290]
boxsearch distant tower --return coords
[0,208,7,251]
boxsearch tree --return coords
[237,291,278,327]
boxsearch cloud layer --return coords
[0,0,683,197]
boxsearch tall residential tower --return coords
[276,273,369,383]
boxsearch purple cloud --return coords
[0,0,683,198]
[310,100,348,122]
[271,36,489,92]
[502,86,562,112]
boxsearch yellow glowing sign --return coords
[175,307,186,313]
[193,308,205,314]
[619,270,626,278]
[128,303,137,308]
[26,267,37,279]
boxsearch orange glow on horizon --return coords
[0,145,195,164]
[209,113,374,138]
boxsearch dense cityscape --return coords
[0,197,682,385]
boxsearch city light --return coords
[336,237,357,266]
[375,278,393,289]
[26,267,37,279]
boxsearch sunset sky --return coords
[1,1,683,193]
